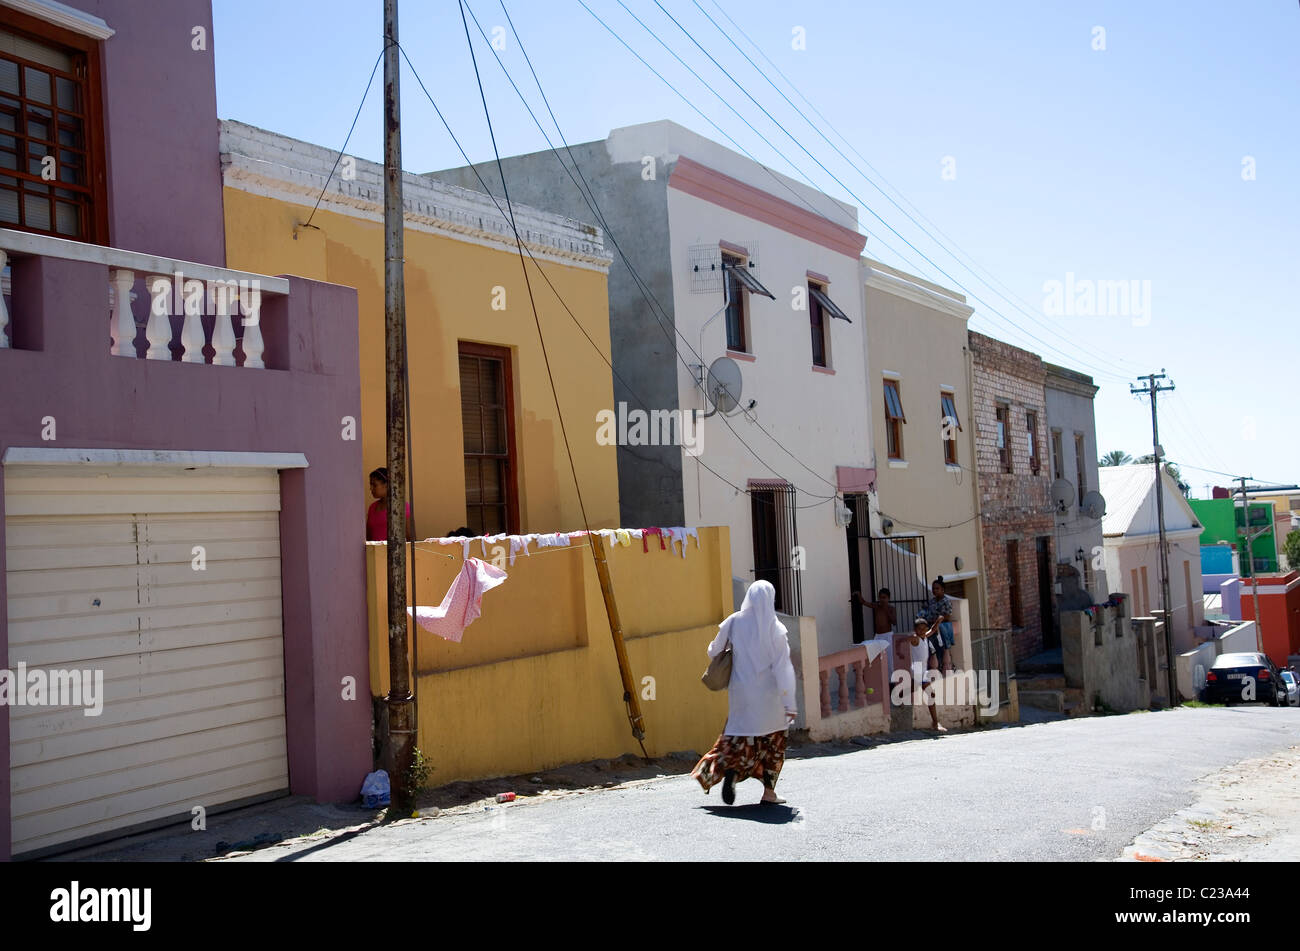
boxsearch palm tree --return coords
[1098,450,1132,467]
[1135,455,1188,494]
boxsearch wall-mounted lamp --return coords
[1075,548,1086,562]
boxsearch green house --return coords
[1188,497,1279,576]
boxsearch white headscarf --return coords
[718,580,788,674]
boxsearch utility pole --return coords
[382,0,415,809]
[1131,371,1177,705]
[1234,476,1267,654]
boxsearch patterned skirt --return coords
[692,730,787,792]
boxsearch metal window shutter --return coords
[5,466,288,857]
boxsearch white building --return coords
[1099,464,1205,652]
[431,120,875,651]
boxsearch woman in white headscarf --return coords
[691,581,798,805]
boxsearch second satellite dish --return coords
[1050,478,1075,513]
[704,356,743,417]
[1081,490,1107,520]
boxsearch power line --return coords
[694,0,1149,381]
[302,46,385,231]
[612,1,1132,385]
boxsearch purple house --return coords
[0,0,369,858]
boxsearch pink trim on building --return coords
[726,349,756,362]
[718,239,749,257]
[812,365,836,375]
[670,156,866,259]
[806,269,831,285]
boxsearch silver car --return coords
[1280,670,1300,707]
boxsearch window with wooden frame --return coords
[722,252,748,352]
[1074,433,1087,506]
[884,379,905,460]
[808,282,827,367]
[1007,539,1023,627]
[1051,428,1065,481]
[1026,410,1040,474]
[995,403,1011,473]
[940,389,961,466]
[0,14,107,243]
[459,342,519,536]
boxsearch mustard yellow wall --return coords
[367,528,733,782]
[223,188,620,536]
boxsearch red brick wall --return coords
[969,332,1055,662]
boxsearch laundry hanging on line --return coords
[407,556,508,643]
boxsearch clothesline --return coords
[410,526,702,566]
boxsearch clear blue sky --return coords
[214,0,1299,494]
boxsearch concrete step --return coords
[1019,689,1065,713]
[1019,674,1066,690]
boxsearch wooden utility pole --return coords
[589,532,648,756]
[1131,372,1177,705]
[382,0,415,808]
[1235,476,1266,654]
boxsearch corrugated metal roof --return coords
[1098,464,1200,537]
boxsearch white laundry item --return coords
[862,636,893,665]
[509,535,532,566]
[537,532,571,548]
[461,538,472,561]
[686,527,699,549]
[705,580,797,736]
[630,529,644,541]
[665,526,697,558]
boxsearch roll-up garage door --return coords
[4,464,289,857]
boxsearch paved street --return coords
[221,706,1300,862]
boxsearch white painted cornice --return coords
[863,263,974,320]
[219,120,613,274]
[0,0,113,39]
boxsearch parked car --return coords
[1203,652,1289,706]
[1280,670,1300,707]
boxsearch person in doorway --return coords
[852,587,897,637]
[922,578,955,673]
[365,467,411,542]
[692,581,798,806]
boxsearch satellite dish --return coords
[1050,478,1075,514]
[704,356,743,417]
[880,517,894,535]
[1081,490,1107,520]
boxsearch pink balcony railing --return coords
[0,228,288,366]
[818,644,891,717]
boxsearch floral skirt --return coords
[692,731,787,792]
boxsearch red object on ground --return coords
[495,792,516,803]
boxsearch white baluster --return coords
[241,311,265,369]
[0,250,10,348]
[212,300,237,367]
[110,268,135,357]
[144,274,173,360]
[180,278,205,363]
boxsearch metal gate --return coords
[750,481,802,617]
[844,496,928,635]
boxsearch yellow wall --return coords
[222,188,620,537]
[367,527,733,782]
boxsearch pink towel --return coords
[407,556,508,642]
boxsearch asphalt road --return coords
[232,706,1300,861]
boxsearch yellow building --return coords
[219,120,619,537]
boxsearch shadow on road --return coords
[699,803,800,824]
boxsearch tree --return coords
[1285,530,1300,572]
[1099,450,1132,467]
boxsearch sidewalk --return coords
[1120,745,1300,861]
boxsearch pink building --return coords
[0,0,369,858]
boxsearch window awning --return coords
[941,392,962,431]
[809,284,851,322]
[884,381,906,422]
[724,260,775,299]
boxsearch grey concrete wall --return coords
[1061,600,1151,712]
[428,141,684,527]
[1045,374,1106,606]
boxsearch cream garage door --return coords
[4,464,289,857]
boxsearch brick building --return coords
[968,331,1055,662]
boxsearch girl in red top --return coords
[366,467,410,541]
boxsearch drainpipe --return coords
[965,343,991,633]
